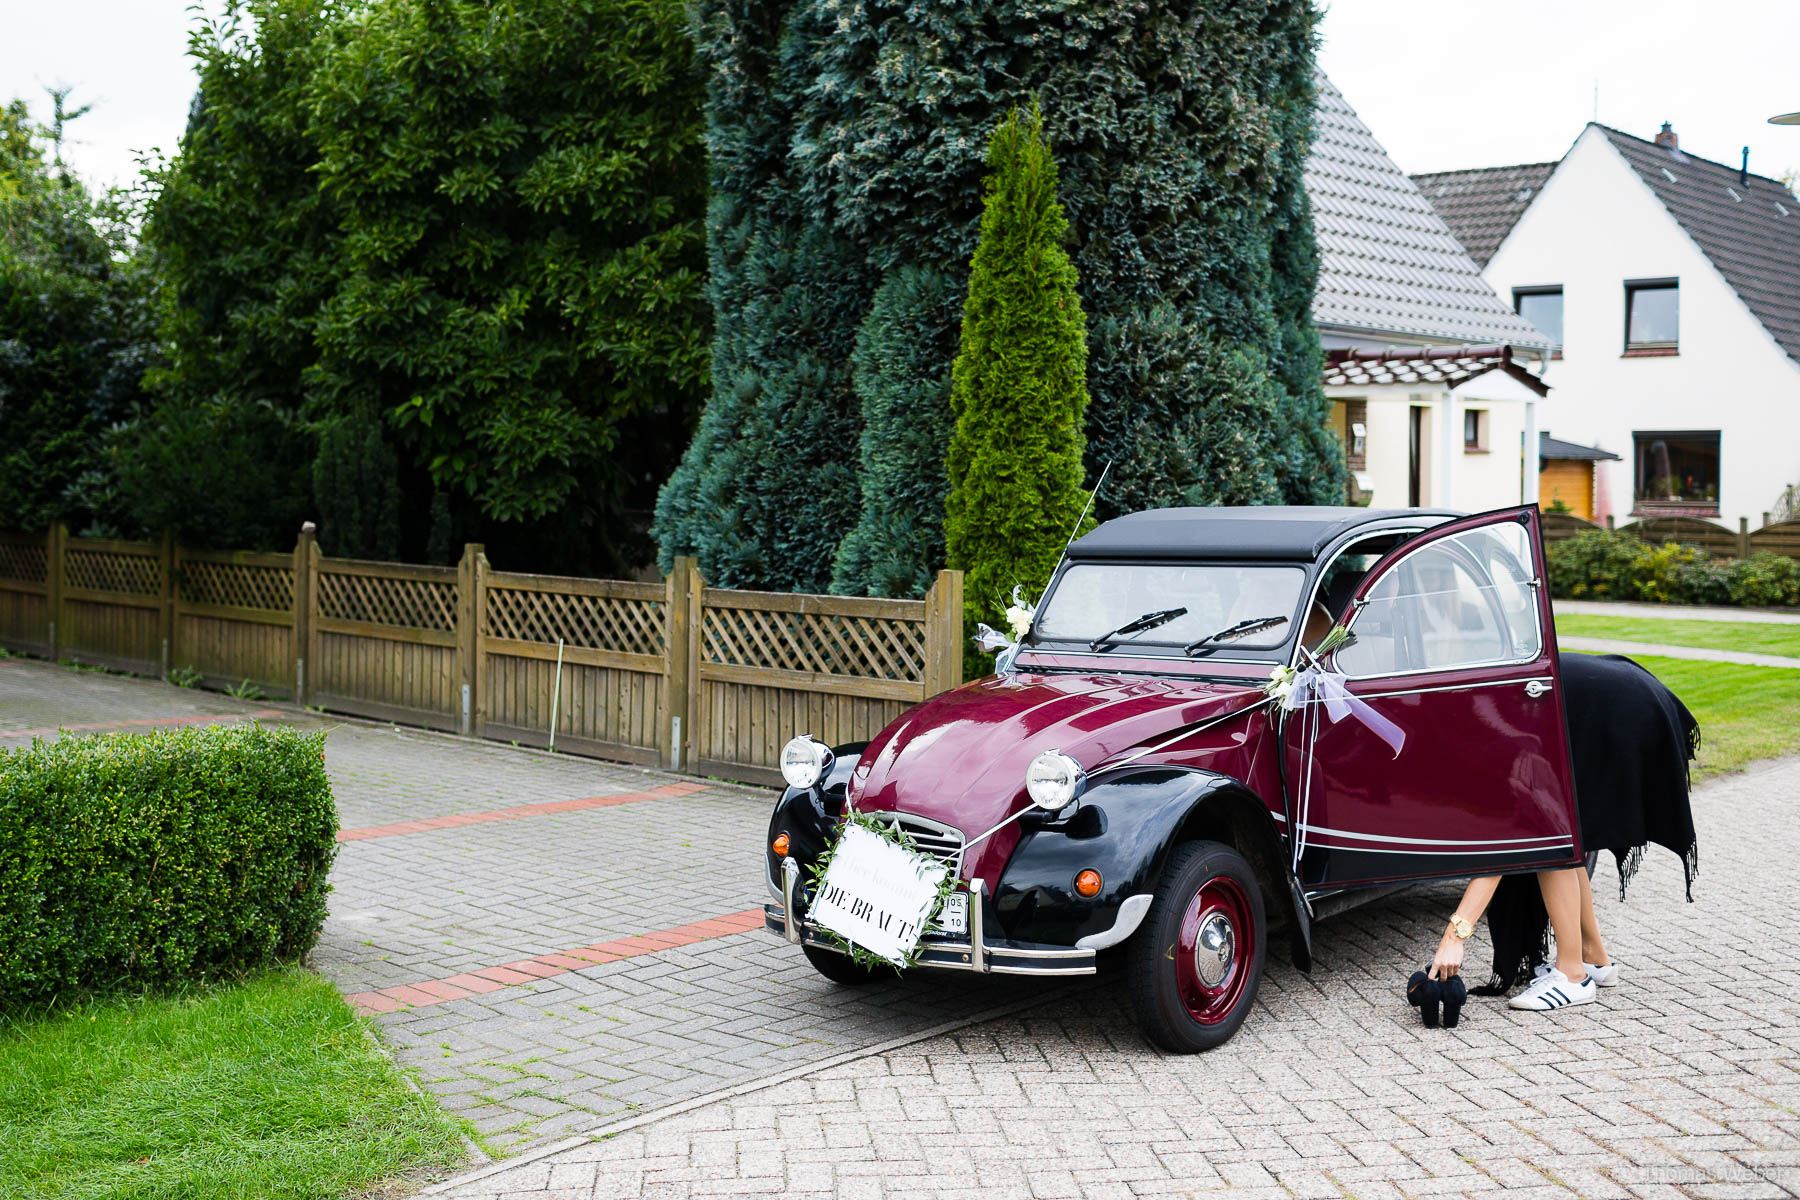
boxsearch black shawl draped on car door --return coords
[1477,652,1700,994]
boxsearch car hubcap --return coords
[1193,912,1235,987]
[1175,875,1255,1025]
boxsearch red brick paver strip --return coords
[344,908,766,1015]
[335,780,710,842]
[3,709,286,739]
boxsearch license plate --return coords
[936,892,968,936]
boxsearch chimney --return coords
[1654,121,1679,150]
[1741,147,1750,186]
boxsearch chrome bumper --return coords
[770,859,1096,976]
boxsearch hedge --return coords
[1547,530,1800,607]
[0,724,337,1006]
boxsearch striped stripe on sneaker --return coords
[1508,967,1597,1011]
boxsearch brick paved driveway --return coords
[1,659,1065,1156]
[9,657,1799,1197]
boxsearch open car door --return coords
[1283,506,1581,891]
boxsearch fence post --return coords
[923,569,965,696]
[1739,517,1751,561]
[158,531,176,678]
[292,523,316,704]
[472,549,489,738]
[46,521,65,659]
[304,537,322,704]
[456,542,485,736]
[685,560,706,771]
[662,558,692,770]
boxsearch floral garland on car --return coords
[804,810,962,972]
[1262,624,1353,706]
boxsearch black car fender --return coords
[993,766,1311,969]
[764,744,864,896]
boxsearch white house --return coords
[1306,74,1555,512]
[1415,122,1800,531]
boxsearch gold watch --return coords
[1448,914,1474,940]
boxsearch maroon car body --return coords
[765,504,1582,1050]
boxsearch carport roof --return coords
[1323,345,1550,396]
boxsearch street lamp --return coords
[1771,112,1800,126]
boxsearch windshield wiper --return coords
[1183,614,1288,657]
[1087,607,1188,653]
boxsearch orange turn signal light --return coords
[1074,869,1102,898]
[772,832,791,857]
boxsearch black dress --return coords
[1474,653,1700,994]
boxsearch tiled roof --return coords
[1409,162,1556,268]
[1596,125,1800,365]
[1306,74,1552,351]
[1323,345,1550,395]
[1540,434,1620,462]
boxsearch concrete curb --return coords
[418,982,1099,1196]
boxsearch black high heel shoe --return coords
[1407,969,1442,1028]
[1441,975,1468,1028]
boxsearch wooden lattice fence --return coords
[0,531,51,656]
[0,526,961,786]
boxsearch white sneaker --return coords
[1509,967,1597,1011]
[1534,959,1620,988]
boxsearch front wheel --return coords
[1128,840,1266,1053]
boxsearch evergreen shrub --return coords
[1729,552,1800,608]
[1547,531,1800,607]
[1547,530,1652,600]
[0,725,337,1007]
[943,107,1090,633]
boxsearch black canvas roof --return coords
[1070,507,1461,561]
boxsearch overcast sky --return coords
[5,0,1799,194]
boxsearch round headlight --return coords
[1025,749,1084,812]
[780,735,833,790]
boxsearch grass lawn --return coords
[0,968,471,1200]
[1626,655,1800,780]
[1556,614,1800,658]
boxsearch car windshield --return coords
[1034,563,1306,652]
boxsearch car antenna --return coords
[1060,460,1112,555]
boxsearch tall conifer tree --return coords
[943,108,1089,632]
[659,0,1343,595]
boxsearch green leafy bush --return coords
[1549,531,1800,608]
[1729,552,1800,608]
[1632,541,1708,604]
[1672,560,1734,607]
[0,725,336,1007]
[1546,530,1644,599]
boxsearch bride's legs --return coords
[1536,868,1589,983]
[1576,865,1611,967]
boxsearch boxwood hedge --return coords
[0,724,337,1006]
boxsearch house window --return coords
[1625,279,1679,353]
[1343,399,1367,470]
[1514,286,1563,349]
[1633,430,1718,514]
[1463,409,1488,452]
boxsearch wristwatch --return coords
[1448,914,1474,940]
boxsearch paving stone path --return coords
[10,656,1800,1198]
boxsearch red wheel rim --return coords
[1175,875,1255,1025]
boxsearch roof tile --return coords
[1306,75,1552,350]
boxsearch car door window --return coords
[1336,524,1540,678]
